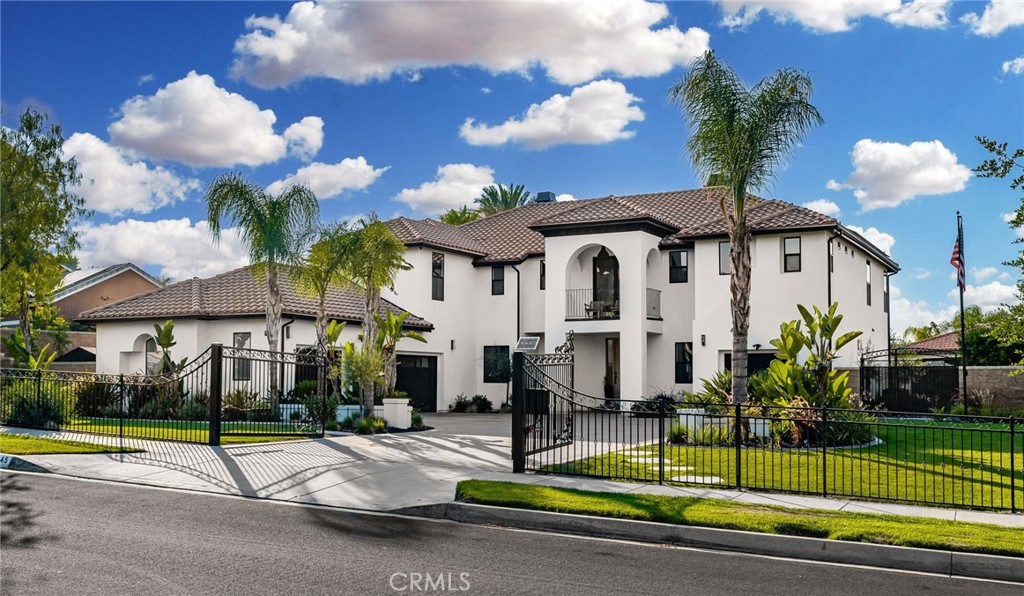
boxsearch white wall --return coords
[648,246,696,394]
[830,236,891,368]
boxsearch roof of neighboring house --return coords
[385,188,897,270]
[78,266,433,330]
[54,263,163,301]
[904,329,961,351]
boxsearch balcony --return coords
[565,288,662,321]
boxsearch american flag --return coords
[950,236,965,291]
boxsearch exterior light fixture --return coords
[700,334,706,346]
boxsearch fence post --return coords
[209,343,223,447]
[734,403,742,490]
[511,351,525,473]
[821,405,828,498]
[658,400,666,485]
[1011,416,1017,514]
[118,374,125,440]
[34,369,42,428]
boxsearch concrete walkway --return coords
[2,414,1022,528]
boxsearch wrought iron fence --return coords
[0,344,328,445]
[512,352,1022,511]
[860,348,960,412]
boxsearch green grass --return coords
[545,419,1023,510]
[65,417,317,445]
[456,479,1024,558]
[0,433,144,455]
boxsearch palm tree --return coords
[439,205,480,225]
[475,183,531,216]
[375,310,427,396]
[344,214,411,417]
[670,50,823,404]
[205,172,319,403]
[298,221,356,354]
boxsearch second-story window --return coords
[866,260,872,306]
[783,237,801,272]
[432,252,444,301]
[491,265,504,295]
[719,241,731,275]
[669,250,688,283]
[540,259,546,290]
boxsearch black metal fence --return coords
[512,352,1023,512]
[860,348,961,412]
[0,344,329,445]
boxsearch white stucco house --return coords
[83,187,898,412]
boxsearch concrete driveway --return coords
[2,414,515,512]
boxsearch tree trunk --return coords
[316,294,328,400]
[361,379,374,419]
[383,347,397,395]
[360,286,381,409]
[729,227,752,405]
[266,265,283,408]
[18,280,32,357]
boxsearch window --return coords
[783,237,801,272]
[491,265,504,295]
[865,260,872,306]
[669,250,688,283]
[432,252,444,301]
[144,337,160,375]
[674,342,693,384]
[829,241,834,273]
[232,332,251,381]
[540,259,546,290]
[483,346,510,382]
[719,241,731,275]
[884,277,889,314]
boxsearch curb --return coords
[0,454,51,474]
[405,502,1023,583]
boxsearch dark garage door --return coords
[395,355,438,413]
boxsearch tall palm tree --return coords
[205,172,319,403]
[439,205,480,225]
[670,50,823,404]
[344,214,410,417]
[375,310,427,396]
[475,183,531,216]
[298,221,356,355]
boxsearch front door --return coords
[605,338,620,400]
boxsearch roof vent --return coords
[534,191,556,203]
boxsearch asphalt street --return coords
[1,471,1017,596]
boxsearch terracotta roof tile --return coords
[385,217,487,256]
[905,330,960,351]
[78,266,432,329]
[458,201,579,263]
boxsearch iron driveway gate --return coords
[860,348,960,412]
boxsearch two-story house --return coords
[383,188,899,410]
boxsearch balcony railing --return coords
[646,287,661,320]
[566,289,619,321]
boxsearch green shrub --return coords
[176,400,208,421]
[302,392,340,425]
[339,413,359,430]
[289,410,303,421]
[285,379,318,403]
[222,389,259,422]
[247,407,279,422]
[470,395,493,413]
[356,417,374,434]
[667,424,689,445]
[324,419,339,432]
[138,399,171,420]
[410,411,424,430]
[451,393,472,413]
[125,384,159,418]
[100,403,123,418]
[826,409,875,446]
[75,381,120,417]
[681,371,730,415]
[692,425,733,447]
[1,381,66,429]
[371,417,388,432]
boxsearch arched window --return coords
[145,337,160,375]
[593,247,619,304]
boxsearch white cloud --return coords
[1002,56,1024,75]
[971,266,999,282]
[63,132,200,216]
[828,139,971,210]
[283,116,325,160]
[716,0,949,33]
[266,157,389,199]
[912,268,931,280]
[138,74,155,85]
[952,281,1021,312]
[961,0,1024,36]
[801,198,841,217]
[846,225,896,256]
[481,87,492,95]
[231,1,710,88]
[76,218,249,281]
[394,163,495,215]
[460,80,644,150]
[1003,212,1024,237]
[108,71,322,167]
[889,285,958,335]
[556,194,576,202]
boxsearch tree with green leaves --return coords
[375,310,427,396]
[474,183,531,216]
[205,172,319,401]
[439,205,480,225]
[298,221,356,355]
[670,50,823,404]
[1,108,87,354]
[343,214,411,416]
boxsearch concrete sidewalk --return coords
[2,418,1022,528]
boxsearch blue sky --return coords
[2,1,1022,334]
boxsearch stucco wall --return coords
[60,269,161,321]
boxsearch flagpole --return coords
[957,211,968,404]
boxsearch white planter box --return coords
[336,404,361,422]
[382,398,412,430]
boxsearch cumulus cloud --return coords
[266,157,389,199]
[801,198,841,217]
[394,163,495,215]
[845,225,896,256]
[1003,212,1024,238]
[460,80,644,150]
[912,268,931,280]
[108,71,322,167]
[76,218,249,281]
[961,0,1024,36]
[231,1,709,88]
[952,281,1021,311]
[63,132,200,216]
[971,266,999,282]
[138,74,155,85]
[889,285,958,335]
[827,139,971,210]
[716,0,948,33]
[556,194,576,202]
[1002,56,1024,75]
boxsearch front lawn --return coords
[65,417,317,445]
[0,434,144,455]
[544,419,1023,510]
[456,480,1024,558]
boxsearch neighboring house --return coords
[382,188,899,409]
[903,329,960,352]
[55,263,164,324]
[79,266,437,410]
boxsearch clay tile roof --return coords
[78,266,432,330]
[385,217,487,256]
[672,199,836,240]
[529,196,678,230]
[457,201,580,263]
[904,330,961,351]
